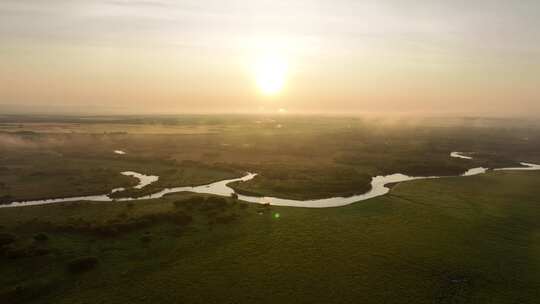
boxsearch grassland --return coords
[1,115,540,303]
[1,170,540,303]
[2,115,539,201]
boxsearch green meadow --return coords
[1,115,540,303]
[1,170,539,303]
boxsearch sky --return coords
[0,0,539,116]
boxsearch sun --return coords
[254,54,288,95]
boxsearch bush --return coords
[174,196,205,209]
[173,200,185,209]
[31,247,50,256]
[0,280,56,303]
[3,245,50,259]
[140,234,152,243]
[67,256,99,274]
[4,247,27,259]
[33,233,49,241]
[171,212,193,226]
[200,196,228,212]
[0,233,15,246]
[215,214,237,224]
[0,195,13,204]
[94,226,119,237]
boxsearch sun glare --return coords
[254,54,288,95]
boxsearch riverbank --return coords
[3,153,539,209]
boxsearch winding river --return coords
[1,152,539,209]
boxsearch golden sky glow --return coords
[253,53,288,95]
[0,1,539,115]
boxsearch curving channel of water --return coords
[1,152,539,209]
[450,151,473,160]
[120,171,159,189]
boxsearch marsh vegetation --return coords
[1,115,539,203]
[1,115,540,303]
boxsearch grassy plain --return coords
[1,115,540,303]
[1,171,540,303]
[2,115,539,201]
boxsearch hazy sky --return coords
[1,0,539,115]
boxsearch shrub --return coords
[173,200,184,209]
[94,226,119,237]
[0,195,13,204]
[30,247,50,256]
[0,278,59,303]
[2,244,50,259]
[215,214,237,224]
[33,233,49,241]
[174,196,205,209]
[0,233,15,246]
[67,256,99,274]
[171,212,193,226]
[200,196,228,212]
[4,247,27,259]
[140,234,152,243]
